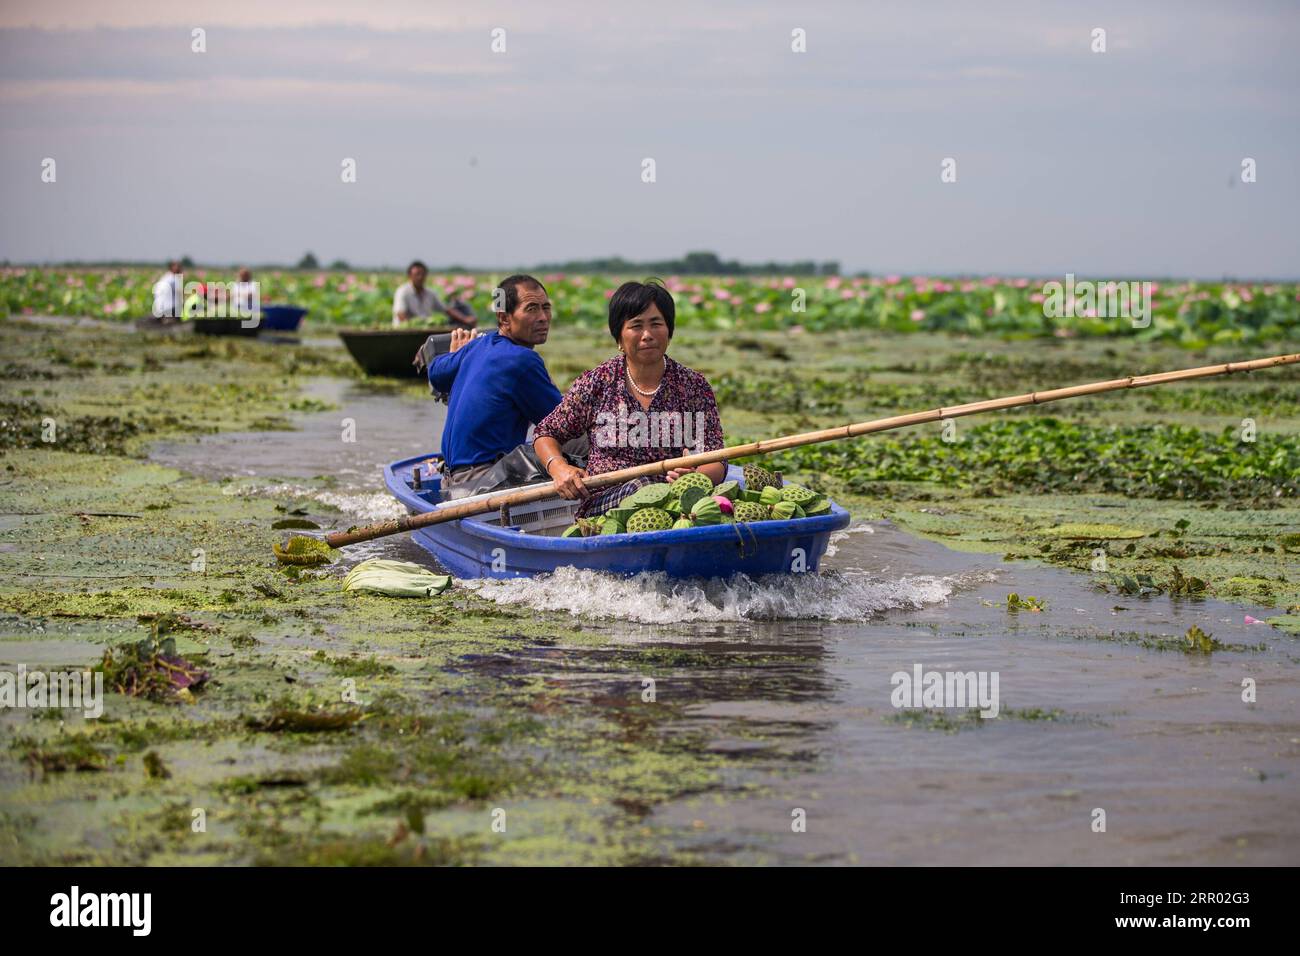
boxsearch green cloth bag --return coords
[342,559,451,598]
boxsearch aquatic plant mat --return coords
[1,319,1297,864]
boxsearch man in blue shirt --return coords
[428,274,570,497]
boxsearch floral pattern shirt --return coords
[534,354,726,479]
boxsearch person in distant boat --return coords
[232,268,257,314]
[393,260,475,329]
[151,260,183,320]
[446,289,476,324]
[533,279,726,518]
[183,282,229,320]
[428,274,584,498]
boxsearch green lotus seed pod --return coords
[733,501,769,523]
[678,485,707,513]
[622,482,674,509]
[689,496,724,526]
[770,500,798,520]
[601,517,625,535]
[672,517,693,530]
[670,472,714,500]
[625,507,674,533]
[804,498,831,516]
[742,463,782,491]
[759,486,784,507]
[712,480,741,501]
[780,484,818,505]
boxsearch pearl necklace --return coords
[626,356,666,397]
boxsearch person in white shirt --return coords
[392,260,475,328]
[151,260,183,319]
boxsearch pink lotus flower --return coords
[604,288,615,298]
[1014,278,1029,288]
[884,274,901,285]
[825,277,842,290]
[961,282,975,293]
[713,496,734,516]
[1030,292,1045,303]
[782,277,796,288]
[713,288,730,301]
[755,302,772,313]
[840,289,856,299]
[1244,615,1264,625]
[690,295,703,305]
[910,309,925,322]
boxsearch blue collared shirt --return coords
[428,331,563,469]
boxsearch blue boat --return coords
[383,454,851,580]
[258,305,309,333]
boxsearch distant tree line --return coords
[19,250,842,276]
[533,251,840,276]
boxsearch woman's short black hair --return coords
[608,279,675,341]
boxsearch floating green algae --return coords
[1041,523,1146,540]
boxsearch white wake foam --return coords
[465,566,992,624]
[223,481,405,522]
[825,522,875,558]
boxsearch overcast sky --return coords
[1,0,1297,278]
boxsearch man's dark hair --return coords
[407,260,428,274]
[608,279,675,341]
[495,274,547,315]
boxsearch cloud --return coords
[0,1,1297,276]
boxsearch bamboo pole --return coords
[325,352,1299,547]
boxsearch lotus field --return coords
[3,267,1298,348]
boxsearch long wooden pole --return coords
[325,352,1299,547]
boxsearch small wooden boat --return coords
[383,455,851,580]
[192,318,260,337]
[339,328,453,377]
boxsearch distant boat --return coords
[192,317,260,337]
[258,305,308,333]
[338,327,453,377]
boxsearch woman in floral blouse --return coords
[534,280,726,518]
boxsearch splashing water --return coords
[825,522,875,558]
[223,481,405,522]
[465,565,995,624]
